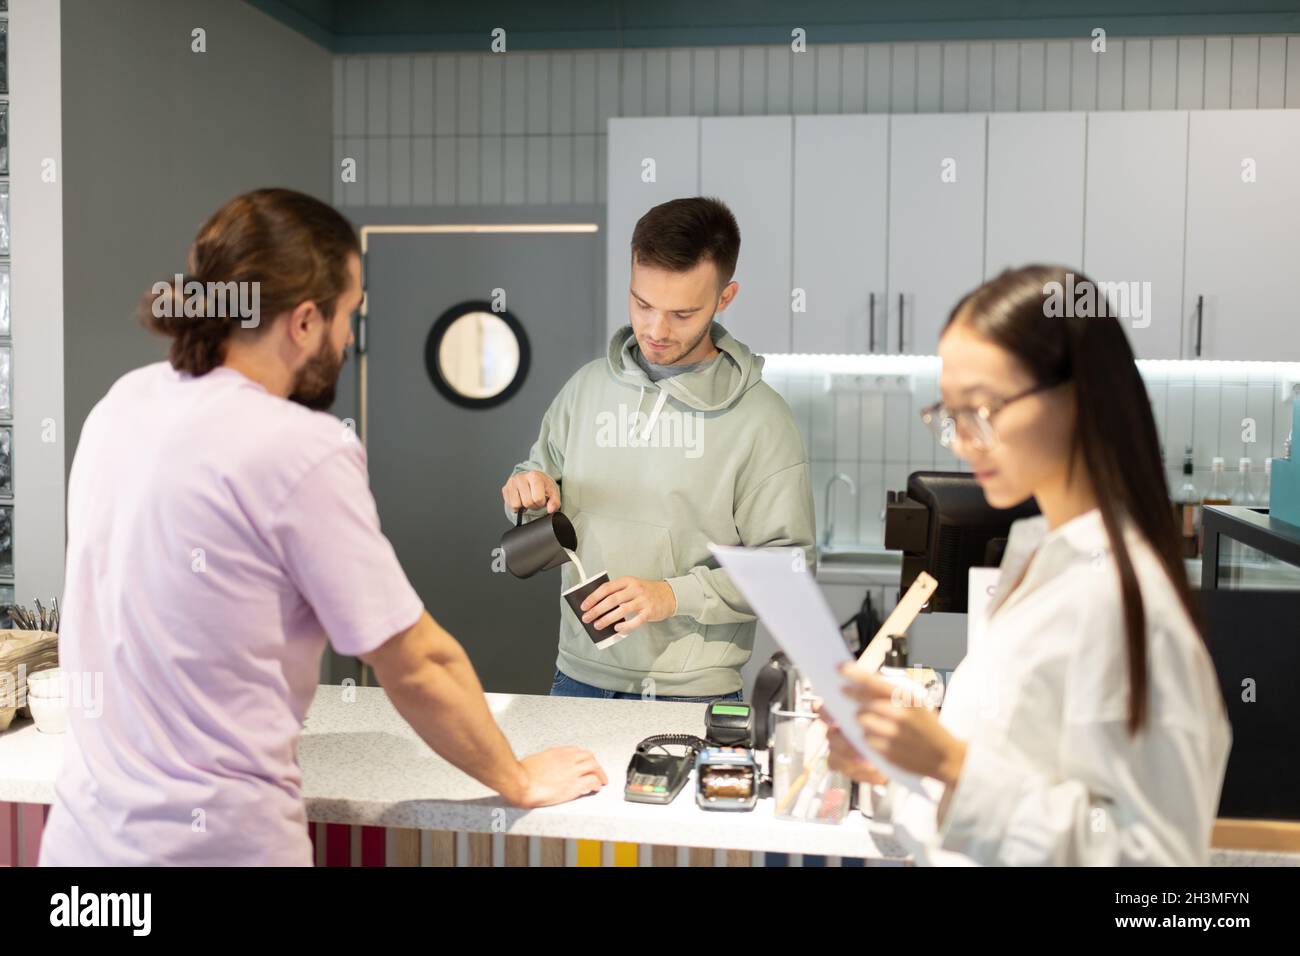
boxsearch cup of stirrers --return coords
[6,598,59,633]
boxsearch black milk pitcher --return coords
[501,507,578,578]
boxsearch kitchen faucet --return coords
[822,472,857,548]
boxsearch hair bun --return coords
[140,274,211,334]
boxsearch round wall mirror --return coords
[424,301,530,409]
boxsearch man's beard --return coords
[289,337,346,411]
[643,310,716,365]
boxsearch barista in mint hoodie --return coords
[501,197,816,701]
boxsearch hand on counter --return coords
[502,470,561,513]
[513,747,610,808]
[364,611,608,813]
[836,667,968,787]
[580,577,677,634]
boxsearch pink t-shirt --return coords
[39,363,423,866]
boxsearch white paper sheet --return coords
[710,544,925,794]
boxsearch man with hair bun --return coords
[41,188,606,867]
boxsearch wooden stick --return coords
[855,571,938,672]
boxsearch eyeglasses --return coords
[920,381,1065,452]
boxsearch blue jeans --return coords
[550,669,743,704]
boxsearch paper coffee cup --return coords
[563,571,628,650]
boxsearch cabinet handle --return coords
[1195,294,1204,358]
[897,293,905,353]
[868,292,877,352]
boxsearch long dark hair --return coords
[140,188,359,375]
[947,265,1202,735]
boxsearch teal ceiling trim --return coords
[244,0,336,49]
[329,17,1300,55]
[243,1,1300,54]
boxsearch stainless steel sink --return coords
[818,549,881,564]
[816,546,898,565]
[815,547,902,586]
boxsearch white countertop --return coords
[0,716,64,805]
[0,686,911,861]
[5,686,1295,865]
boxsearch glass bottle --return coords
[1198,456,1233,555]
[1202,456,1233,506]
[1233,457,1259,508]
[1173,446,1200,557]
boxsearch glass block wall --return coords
[0,4,12,620]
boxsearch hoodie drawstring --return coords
[629,385,646,442]
[641,388,668,441]
[628,385,669,442]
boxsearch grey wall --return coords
[61,0,334,471]
[333,35,1300,209]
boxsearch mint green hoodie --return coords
[507,322,816,696]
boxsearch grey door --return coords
[362,230,601,693]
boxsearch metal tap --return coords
[822,472,857,547]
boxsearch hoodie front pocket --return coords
[564,510,695,667]
[567,510,676,582]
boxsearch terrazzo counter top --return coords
[298,686,909,859]
[0,685,909,861]
[4,686,1297,864]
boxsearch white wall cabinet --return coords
[1183,110,1300,361]
[605,117,700,339]
[887,114,987,354]
[985,112,1086,279]
[1083,111,1189,360]
[700,116,794,354]
[608,109,1300,361]
[791,115,889,354]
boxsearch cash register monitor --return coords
[884,470,1039,613]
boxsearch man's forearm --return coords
[370,616,529,804]
[666,566,757,625]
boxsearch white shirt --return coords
[886,507,1231,866]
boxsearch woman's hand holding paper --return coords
[836,665,968,786]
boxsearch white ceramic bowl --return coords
[28,693,67,734]
[25,668,63,699]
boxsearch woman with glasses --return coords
[827,265,1230,865]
